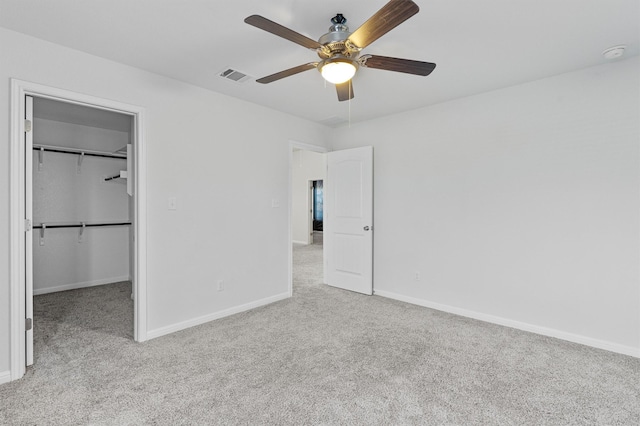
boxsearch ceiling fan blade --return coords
[336,80,354,102]
[360,55,436,76]
[245,15,323,50]
[347,0,419,49]
[256,63,318,84]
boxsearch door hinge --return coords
[24,119,32,133]
[26,318,32,331]
[25,219,32,232]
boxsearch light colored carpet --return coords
[1,243,639,425]
[292,241,323,291]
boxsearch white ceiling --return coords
[1,0,638,126]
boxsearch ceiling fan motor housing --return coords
[317,18,359,81]
[318,19,358,59]
[319,25,350,45]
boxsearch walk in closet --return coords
[30,96,134,308]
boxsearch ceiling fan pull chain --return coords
[348,88,351,128]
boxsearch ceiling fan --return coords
[244,0,436,102]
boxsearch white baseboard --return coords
[0,370,11,385]
[374,290,640,358]
[292,240,309,245]
[33,276,131,295]
[147,292,291,340]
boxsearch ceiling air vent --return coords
[219,68,252,83]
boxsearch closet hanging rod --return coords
[104,171,128,181]
[32,222,131,229]
[32,144,127,159]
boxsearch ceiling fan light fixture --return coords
[320,57,357,84]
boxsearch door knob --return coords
[363,226,370,231]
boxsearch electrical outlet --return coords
[217,280,224,291]
[414,272,420,281]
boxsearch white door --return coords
[25,95,34,366]
[324,146,373,295]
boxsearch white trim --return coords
[0,371,11,385]
[9,81,26,380]
[290,141,329,153]
[146,292,291,340]
[33,276,131,296]
[24,95,34,366]
[9,79,148,383]
[307,180,314,245]
[132,99,148,343]
[288,141,328,297]
[375,290,640,358]
[292,240,309,245]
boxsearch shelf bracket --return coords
[38,147,44,171]
[77,152,85,174]
[78,222,86,243]
[39,224,46,246]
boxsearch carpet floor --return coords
[1,242,639,425]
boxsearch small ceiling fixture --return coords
[602,45,626,60]
[219,68,252,83]
[320,56,358,84]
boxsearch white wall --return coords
[32,119,131,293]
[0,27,329,376]
[1,27,637,382]
[292,149,326,244]
[331,57,640,356]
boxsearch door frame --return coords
[308,180,314,245]
[9,79,148,381]
[288,141,328,296]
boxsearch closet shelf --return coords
[33,144,127,159]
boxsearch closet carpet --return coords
[1,243,639,425]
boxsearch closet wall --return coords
[32,98,132,295]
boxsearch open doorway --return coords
[9,80,147,382]
[311,180,324,244]
[288,143,374,297]
[29,96,135,368]
[289,143,327,295]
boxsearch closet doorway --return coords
[9,80,147,381]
